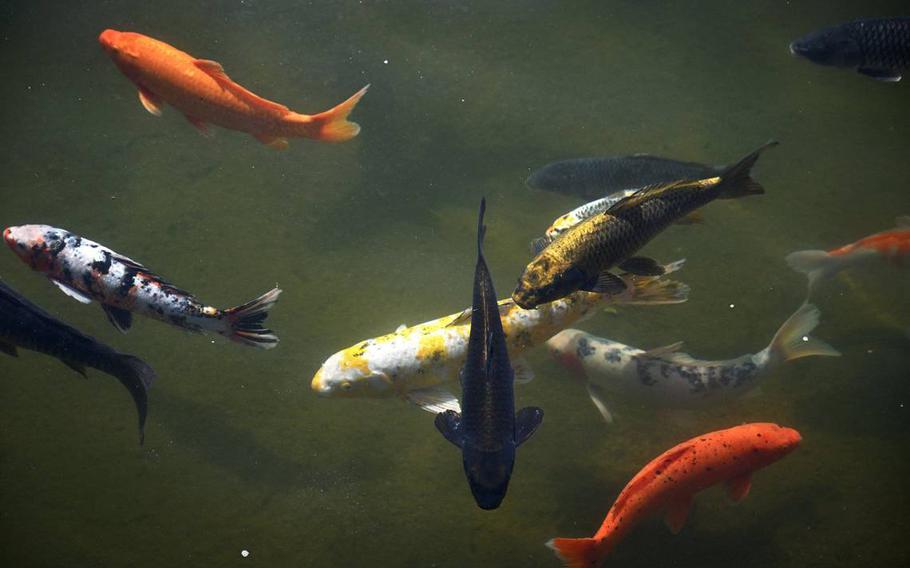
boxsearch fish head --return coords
[545,214,576,241]
[3,224,61,272]
[744,423,803,465]
[789,26,862,68]
[311,346,393,398]
[99,29,142,68]
[462,443,515,510]
[545,329,589,378]
[513,258,586,309]
[526,160,582,193]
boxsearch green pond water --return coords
[1,1,909,566]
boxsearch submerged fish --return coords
[99,29,369,148]
[546,303,839,422]
[527,154,726,201]
[0,279,156,443]
[547,423,802,567]
[4,225,281,348]
[513,142,777,309]
[533,189,702,254]
[786,216,910,293]
[311,260,690,413]
[434,199,543,510]
[789,17,910,82]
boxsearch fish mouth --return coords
[789,41,808,57]
[2,227,17,249]
[98,29,119,52]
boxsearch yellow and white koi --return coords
[311,260,689,413]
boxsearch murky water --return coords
[1,1,908,566]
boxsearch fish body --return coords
[547,423,802,567]
[546,303,839,421]
[0,279,156,442]
[514,142,776,309]
[786,216,910,293]
[433,199,543,510]
[4,225,281,348]
[311,261,690,412]
[527,155,723,200]
[99,30,368,148]
[789,17,910,82]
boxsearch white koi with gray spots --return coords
[3,224,281,349]
[546,303,840,422]
[311,260,690,413]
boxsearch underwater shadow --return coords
[150,389,349,492]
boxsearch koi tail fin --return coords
[768,303,840,365]
[105,354,157,445]
[717,140,779,199]
[615,259,690,305]
[546,537,604,568]
[295,84,369,142]
[785,249,837,292]
[222,287,282,349]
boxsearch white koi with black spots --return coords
[546,303,840,422]
[3,224,281,349]
[311,260,690,413]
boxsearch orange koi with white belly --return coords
[547,423,801,567]
[99,29,368,149]
[786,216,910,292]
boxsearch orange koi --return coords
[547,423,801,567]
[786,216,910,292]
[99,29,368,149]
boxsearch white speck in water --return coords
[728,303,735,309]
[241,550,250,558]
[867,349,874,354]
[383,59,389,65]
[460,98,465,103]
[210,340,215,344]
[801,336,809,342]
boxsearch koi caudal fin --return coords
[546,537,604,568]
[768,303,840,365]
[717,140,779,199]
[785,249,837,292]
[221,287,282,349]
[294,84,370,142]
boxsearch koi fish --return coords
[527,154,724,201]
[547,423,802,567]
[790,17,910,82]
[513,142,776,309]
[99,29,368,148]
[531,189,703,255]
[786,216,910,293]
[434,199,543,510]
[4,225,281,348]
[311,260,690,413]
[546,303,839,422]
[0,278,156,443]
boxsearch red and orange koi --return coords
[547,423,801,567]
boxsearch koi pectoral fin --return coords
[618,257,665,277]
[726,473,752,502]
[137,87,164,116]
[434,410,464,448]
[48,278,92,304]
[664,494,693,534]
[580,271,627,295]
[515,406,544,446]
[102,305,133,333]
[185,115,213,138]
[253,133,289,150]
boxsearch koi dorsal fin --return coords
[604,179,708,215]
[193,59,290,114]
[611,442,695,517]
